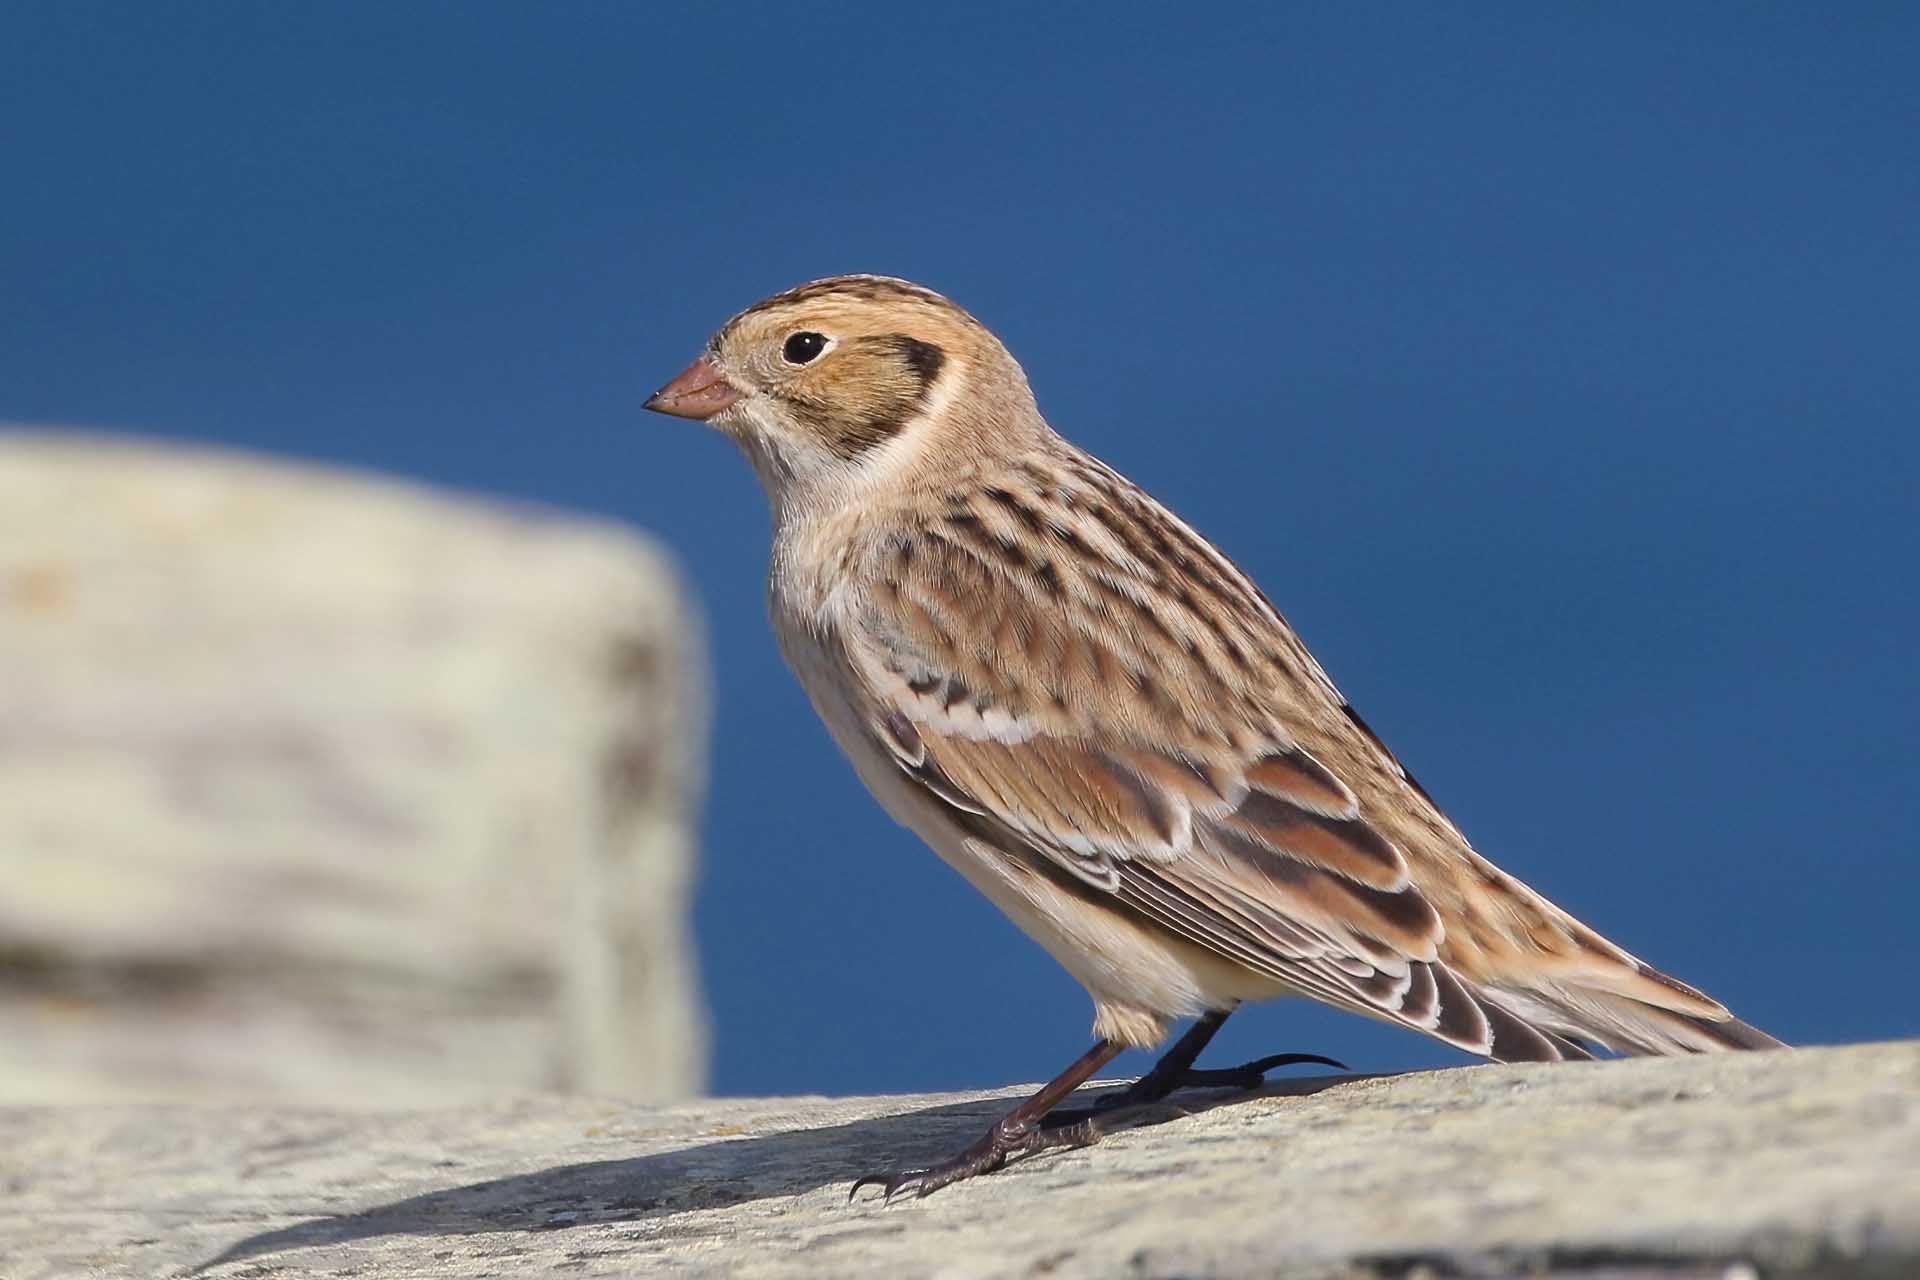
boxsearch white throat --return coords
[734,354,969,535]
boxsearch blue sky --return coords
[4,5,1916,1096]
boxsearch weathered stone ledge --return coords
[1,1041,1913,1278]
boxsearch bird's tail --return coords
[1470,956,1785,1062]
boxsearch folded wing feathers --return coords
[863,647,1699,1066]
[851,478,1777,1066]
[884,710,1597,1061]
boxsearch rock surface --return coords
[1,1042,1913,1278]
[0,431,707,1106]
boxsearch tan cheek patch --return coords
[805,337,947,459]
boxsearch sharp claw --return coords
[1069,1048,1351,1115]
[1239,1051,1350,1076]
[849,1167,934,1205]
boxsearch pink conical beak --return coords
[645,354,742,420]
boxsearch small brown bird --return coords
[646,275,1782,1199]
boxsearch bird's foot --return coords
[849,1115,1101,1203]
[1044,1050,1347,1127]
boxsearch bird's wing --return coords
[838,468,1603,1062]
[837,454,1779,1059]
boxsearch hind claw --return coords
[1043,1048,1348,1128]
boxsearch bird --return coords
[645,274,1784,1200]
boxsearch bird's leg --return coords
[849,1038,1124,1202]
[1044,1008,1346,1126]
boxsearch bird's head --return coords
[647,275,1041,510]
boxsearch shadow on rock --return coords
[190,1072,1363,1275]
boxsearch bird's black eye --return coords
[782,331,828,365]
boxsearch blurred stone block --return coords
[0,430,707,1105]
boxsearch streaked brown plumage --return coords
[647,274,1782,1197]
